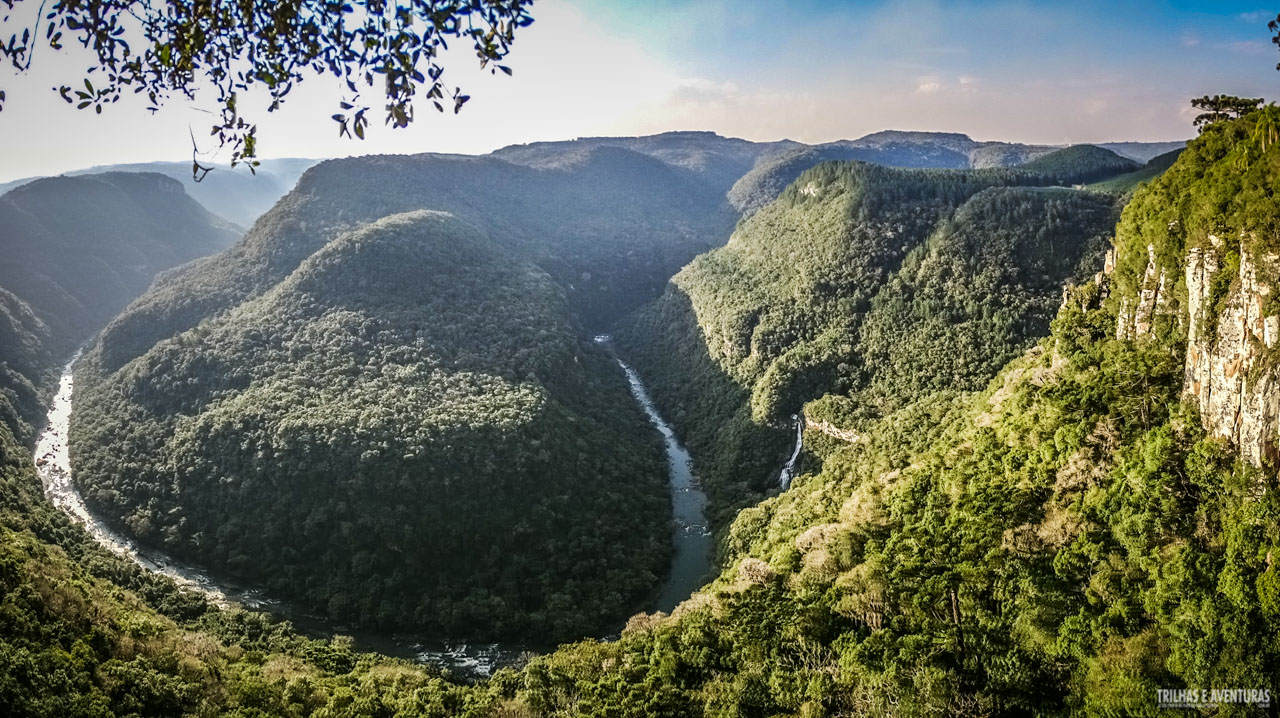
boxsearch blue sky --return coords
[0,0,1277,181]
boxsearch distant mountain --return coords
[492,130,801,194]
[0,157,319,228]
[1016,144,1142,183]
[727,131,1178,215]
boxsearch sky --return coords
[0,0,1278,182]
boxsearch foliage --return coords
[1191,95,1263,129]
[509,256,1273,718]
[1107,110,1280,303]
[0,0,533,169]
[510,104,1280,718]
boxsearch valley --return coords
[8,1,1279,713]
[3,121,1273,717]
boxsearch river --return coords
[33,343,714,677]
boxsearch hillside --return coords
[0,172,238,446]
[499,109,1280,718]
[620,162,1118,525]
[0,173,239,352]
[1015,144,1141,183]
[0,158,319,228]
[0,180,497,717]
[1086,147,1185,194]
[72,211,671,640]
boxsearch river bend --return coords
[33,345,713,676]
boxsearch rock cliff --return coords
[1180,241,1280,466]
[1113,232,1280,468]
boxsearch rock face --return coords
[805,416,861,444]
[1116,244,1171,340]
[1180,244,1280,466]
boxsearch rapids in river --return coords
[33,342,715,678]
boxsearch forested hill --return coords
[0,175,492,716]
[620,161,1121,526]
[72,210,671,640]
[0,173,239,349]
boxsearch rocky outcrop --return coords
[1181,243,1280,467]
[1117,244,1171,340]
[805,417,861,444]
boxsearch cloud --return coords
[1239,10,1274,24]
[916,80,943,94]
[1182,33,1201,48]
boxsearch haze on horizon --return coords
[0,0,1275,183]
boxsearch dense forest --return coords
[72,210,671,640]
[620,161,1122,527]
[88,146,737,354]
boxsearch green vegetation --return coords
[1,420,523,718]
[621,162,1118,526]
[94,147,734,353]
[73,211,671,640]
[0,112,1261,714]
[1016,145,1141,184]
[0,171,237,450]
[1084,148,1184,195]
